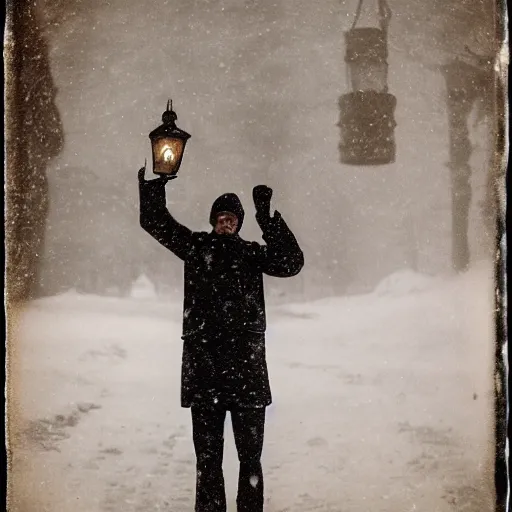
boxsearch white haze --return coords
[11,0,498,511]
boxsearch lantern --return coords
[149,100,191,178]
[338,0,397,166]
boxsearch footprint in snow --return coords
[306,436,328,447]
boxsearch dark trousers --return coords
[191,406,266,512]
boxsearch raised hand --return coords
[138,162,173,186]
[138,165,148,184]
[138,162,172,211]
[253,184,274,229]
[253,185,273,213]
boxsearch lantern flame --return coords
[162,145,176,163]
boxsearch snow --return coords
[373,268,440,296]
[10,262,495,511]
[130,273,158,300]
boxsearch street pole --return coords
[441,59,489,272]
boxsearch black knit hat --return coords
[209,193,244,232]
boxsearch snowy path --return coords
[10,266,495,511]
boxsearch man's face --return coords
[214,212,238,235]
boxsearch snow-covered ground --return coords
[9,263,496,511]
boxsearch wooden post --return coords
[441,59,488,272]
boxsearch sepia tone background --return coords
[5,0,505,510]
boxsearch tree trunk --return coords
[442,61,480,272]
[5,0,64,304]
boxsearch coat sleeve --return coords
[139,178,194,261]
[255,210,304,277]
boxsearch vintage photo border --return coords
[2,0,511,510]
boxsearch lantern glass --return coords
[152,136,186,176]
[339,27,396,165]
[349,60,387,92]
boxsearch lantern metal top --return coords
[149,99,191,142]
[344,27,388,64]
[161,99,177,124]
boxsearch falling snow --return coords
[7,1,500,511]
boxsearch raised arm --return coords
[253,185,304,277]
[138,166,194,261]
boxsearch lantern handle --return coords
[350,0,364,30]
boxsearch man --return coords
[138,166,304,512]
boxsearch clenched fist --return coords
[253,184,274,229]
[253,185,273,213]
[138,164,174,186]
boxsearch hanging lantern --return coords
[338,0,397,166]
[149,100,191,178]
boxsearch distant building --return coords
[130,273,157,300]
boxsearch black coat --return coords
[139,180,304,408]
